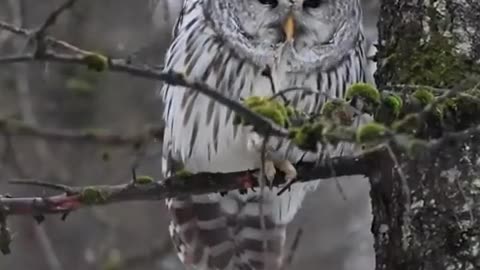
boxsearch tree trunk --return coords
[372,1,480,270]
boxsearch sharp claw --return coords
[275,160,297,183]
[246,130,297,190]
[264,160,276,184]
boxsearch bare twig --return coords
[0,51,287,138]
[0,21,287,137]
[7,1,80,266]
[0,118,163,146]
[0,0,21,48]
[0,21,98,55]
[35,0,78,37]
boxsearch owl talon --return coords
[276,161,298,195]
[276,160,297,183]
[264,159,276,185]
[247,130,297,188]
[262,159,298,189]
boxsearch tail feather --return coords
[167,195,235,269]
[166,193,287,270]
[234,210,286,270]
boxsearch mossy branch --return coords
[235,83,480,155]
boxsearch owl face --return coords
[236,0,359,47]
[207,0,362,71]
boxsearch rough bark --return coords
[373,1,480,270]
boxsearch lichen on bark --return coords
[376,0,480,89]
[373,1,480,270]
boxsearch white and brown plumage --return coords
[159,0,375,269]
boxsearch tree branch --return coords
[0,18,287,138]
[0,118,163,146]
[0,149,379,217]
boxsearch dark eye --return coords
[258,0,278,8]
[303,0,324,9]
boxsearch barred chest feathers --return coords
[162,16,368,167]
[160,0,371,269]
[161,5,369,213]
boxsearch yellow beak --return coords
[282,14,295,42]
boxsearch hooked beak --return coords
[282,13,295,42]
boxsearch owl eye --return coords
[258,0,278,8]
[303,0,324,9]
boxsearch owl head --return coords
[207,0,364,72]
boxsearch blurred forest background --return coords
[0,0,380,269]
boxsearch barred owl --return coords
[160,0,374,269]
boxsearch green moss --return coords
[80,187,110,205]
[83,53,109,72]
[243,96,269,108]
[345,83,381,108]
[321,99,353,125]
[383,93,403,115]
[176,169,192,178]
[321,100,344,117]
[289,122,327,152]
[135,175,154,184]
[384,24,480,88]
[356,122,389,145]
[237,96,294,128]
[412,88,435,106]
[376,92,404,125]
[251,105,288,127]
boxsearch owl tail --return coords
[166,194,287,270]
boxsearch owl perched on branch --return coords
[159,0,374,269]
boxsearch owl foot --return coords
[262,158,297,188]
[246,131,298,187]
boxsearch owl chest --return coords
[164,50,360,171]
[168,72,316,168]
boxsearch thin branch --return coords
[7,1,79,266]
[0,50,287,138]
[35,0,78,37]
[0,149,380,217]
[0,21,99,55]
[0,118,163,146]
[0,117,476,220]
[0,0,21,48]
[0,20,287,137]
